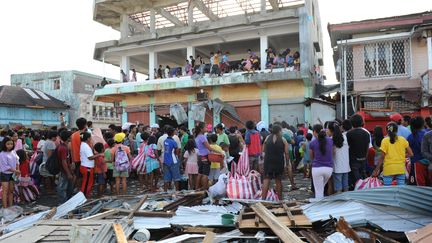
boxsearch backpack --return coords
[115,146,130,172]
[46,146,61,175]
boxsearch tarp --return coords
[191,103,206,122]
[170,103,188,124]
[213,98,241,122]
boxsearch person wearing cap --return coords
[389,113,411,139]
[111,132,132,195]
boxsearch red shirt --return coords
[71,131,81,163]
[32,140,39,152]
[19,159,30,177]
[57,142,71,174]
[94,157,107,173]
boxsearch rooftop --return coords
[0,85,69,109]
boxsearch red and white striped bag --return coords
[248,170,262,196]
[131,143,146,173]
[226,174,253,199]
[354,177,383,190]
[254,189,279,201]
[236,147,250,176]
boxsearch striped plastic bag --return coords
[236,147,250,176]
[248,170,262,196]
[254,189,280,201]
[131,143,146,173]
[227,174,253,199]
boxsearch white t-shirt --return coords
[80,142,94,168]
[184,149,199,164]
[333,133,351,174]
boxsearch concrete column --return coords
[212,87,221,126]
[187,46,196,60]
[149,96,156,125]
[150,9,156,38]
[260,89,269,126]
[260,35,268,71]
[120,56,130,81]
[121,100,128,124]
[188,2,194,27]
[120,14,129,38]
[428,37,432,70]
[299,6,311,77]
[260,0,267,14]
[149,51,158,80]
[188,95,195,131]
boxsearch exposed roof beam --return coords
[269,0,279,11]
[193,0,219,21]
[127,18,149,34]
[157,8,186,26]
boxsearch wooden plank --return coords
[102,208,175,217]
[128,195,148,219]
[82,209,119,220]
[242,207,303,217]
[336,217,363,243]
[299,230,324,243]
[113,223,128,243]
[283,204,296,226]
[254,215,260,227]
[251,203,303,243]
[202,231,216,243]
[238,215,312,229]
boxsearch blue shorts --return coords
[383,174,405,186]
[163,163,181,182]
[96,173,106,185]
[333,172,349,191]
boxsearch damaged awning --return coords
[213,98,242,122]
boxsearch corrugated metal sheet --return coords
[302,186,432,232]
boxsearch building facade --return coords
[93,0,324,129]
[0,86,69,128]
[11,71,120,129]
[329,12,432,130]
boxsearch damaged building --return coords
[329,11,432,130]
[92,0,325,129]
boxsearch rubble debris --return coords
[299,229,325,243]
[133,228,151,242]
[335,217,363,243]
[324,232,354,243]
[250,202,303,243]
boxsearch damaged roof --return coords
[0,86,69,109]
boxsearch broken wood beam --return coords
[283,203,296,226]
[113,223,128,243]
[102,208,174,218]
[336,217,363,243]
[127,195,148,219]
[250,203,303,243]
[82,209,119,221]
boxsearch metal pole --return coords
[343,44,348,119]
[340,50,343,118]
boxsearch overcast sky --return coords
[0,0,429,85]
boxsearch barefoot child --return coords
[16,149,39,203]
[183,139,199,190]
[145,135,160,192]
[0,137,20,208]
[104,139,115,194]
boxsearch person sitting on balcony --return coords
[157,65,163,79]
[101,77,108,87]
[131,69,137,82]
[266,48,276,72]
[120,70,128,82]
[247,49,260,70]
[165,65,171,78]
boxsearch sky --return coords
[0,0,429,85]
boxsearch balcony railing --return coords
[341,38,411,81]
[92,116,121,122]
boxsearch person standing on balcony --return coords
[157,65,163,79]
[221,52,230,73]
[389,113,411,139]
[197,55,205,77]
[131,69,137,82]
[165,66,171,78]
[185,60,193,76]
[189,56,195,73]
[210,52,216,77]
[120,70,128,82]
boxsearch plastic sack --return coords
[226,174,253,199]
[354,177,383,190]
[131,143,146,173]
[1,206,24,222]
[254,189,279,201]
[324,232,354,243]
[235,148,250,176]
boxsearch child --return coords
[111,133,132,195]
[136,132,149,189]
[0,137,20,208]
[104,138,115,194]
[373,122,413,186]
[145,135,160,192]
[94,142,106,198]
[208,134,225,184]
[16,149,39,203]
[301,133,313,178]
[219,142,230,174]
[183,139,199,190]
[163,126,181,192]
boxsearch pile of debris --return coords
[1,186,431,242]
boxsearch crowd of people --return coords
[1,111,429,209]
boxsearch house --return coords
[0,85,69,128]
[92,0,324,129]
[328,11,432,130]
[10,70,120,129]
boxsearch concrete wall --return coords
[0,106,66,127]
[311,102,336,125]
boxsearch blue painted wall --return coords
[0,106,67,126]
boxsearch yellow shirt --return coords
[209,144,224,169]
[380,136,408,176]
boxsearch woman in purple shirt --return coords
[309,124,333,199]
[0,137,21,208]
[195,122,216,190]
